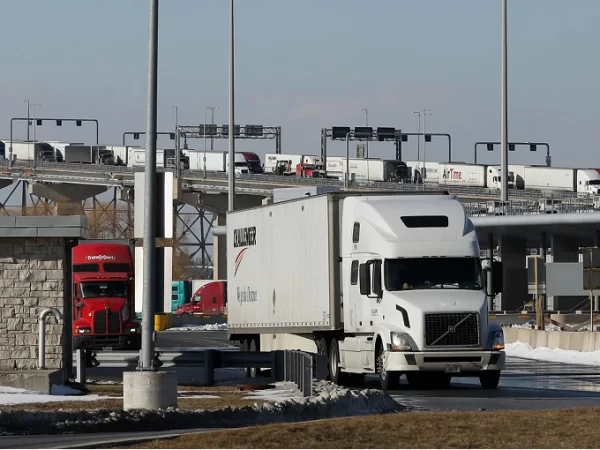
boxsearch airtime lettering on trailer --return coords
[232,226,258,303]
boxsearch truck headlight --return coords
[127,326,140,333]
[390,332,412,351]
[76,327,91,334]
[491,330,504,350]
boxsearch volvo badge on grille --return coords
[447,325,456,333]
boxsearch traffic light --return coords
[133,133,140,140]
[169,133,175,140]
[529,144,537,152]
[425,134,432,143]
[332,126,351,140]
[487,143,494,151]
[76,120,82,126]
[56,120,62,126]
[354,127,372,140]
[509,143,515,151]
[401,134,408,142]
[36,119,42,126]
[377,127,395,141]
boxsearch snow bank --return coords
[167,323,228,331]
[0,381,405,436]
[506,341,600,366]
[507,321,564,331]
[0,386,107,406]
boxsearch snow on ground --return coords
[507,321,564,331]
[0,380,405,436]
[506,341,600,366]
[167,323,228,331]
[0,385,107,406]
[241,381,303,401]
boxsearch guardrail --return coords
[74,348,328,396]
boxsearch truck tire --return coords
[328,338,348,385]
[376,343,400,391]
[316,338,330,381]
[249,338,261,378]
[479,371,501,389]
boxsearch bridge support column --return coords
[213,214,227,281]
[499,237,527,311]
[550,234,583,311]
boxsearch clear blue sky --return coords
[1,0,599,168]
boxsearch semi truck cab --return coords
[72,243,141,351]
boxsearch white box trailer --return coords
[523,166,576,192]
[438,163,515,189]
[185,150,250,174]
[0,140,57,162]
[406,160,440,184]
[325,157,409,182]
[227,192,506,390]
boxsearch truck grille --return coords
[93,311,121,334]
[424,313,479,347]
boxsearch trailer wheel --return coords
[240,339,250,377]
[249,338,261,378]
[479,370,501,389]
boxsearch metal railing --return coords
[74,348,328,397]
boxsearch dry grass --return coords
[0,384,262,412]
[121,407,600,449]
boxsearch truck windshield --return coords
[80,281,128,298]
[588,180,600,185]
[384,257,482,291]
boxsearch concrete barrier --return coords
[503,327,600,352]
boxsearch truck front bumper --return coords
[73,334,141,351]
[384,350,505,374]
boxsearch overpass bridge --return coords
[0,159,598,278]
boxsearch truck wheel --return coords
[316,338,330,381]
[479,371,501,389]
[240,339,250,377]
[249,338,261,378]
[376,344,400,390]
[328,338,348,385]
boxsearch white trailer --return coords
[325,157,409,182]
[406,161,440,184]
[128,148,189,169]
[45,141,83,162]
[0,140,57,162]
[184,150,250,174]
[438,163,515,189]
[226,192,506,390]
[523,166,576,192]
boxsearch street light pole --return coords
[422,109,431,189]
[139,0,159,371]
[203,107,207,179]
[228,0,236,212]
[171,106,179,178]
[500,0,509,202]
[206,106,218,151]
[412,111,421,160]
[361,108,368,158]
[24,100,30,141]
[31,104,41,166]
[345,131,351,187]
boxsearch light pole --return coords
[422,109,431,189]
[412,111,421,161]
[361,108,369,158]
[206,106,218,151]
[345,131,352,187]
[24,100,31,140]
[228,0,236,211]
[204,106,218,179]
[500,0,509,202]
[171,106,179,178]
[140,0,159,372]
[31,104,41,164]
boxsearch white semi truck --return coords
[226,191,505,390]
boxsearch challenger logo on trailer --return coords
[233,226,256,277]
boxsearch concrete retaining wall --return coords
[504,327,600,352]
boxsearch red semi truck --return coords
[72,241,141,351]
[175,281,227,316]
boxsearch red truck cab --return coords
[72,243,141,351]
[176,281,227,316]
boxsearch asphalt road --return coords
[4,330,600,448]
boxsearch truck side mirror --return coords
[492,261,503,294]
[359,263,371,296]
[372,260,383,298]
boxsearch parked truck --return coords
[520,166,600,194]
[185,150,263,174]
[63,145,115,164]
[226,191,505,389]
[176,280,227,316]
[71,241,141,351]
[438,163,516,190]
[0,139,58,162]
[326,157,411,182]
